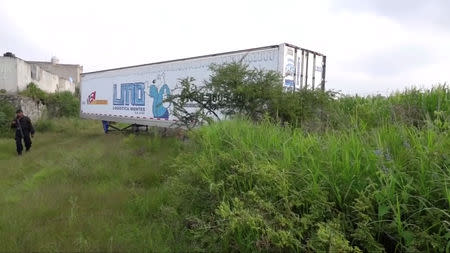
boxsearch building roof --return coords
[26,61,82,67]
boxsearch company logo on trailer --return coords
[87,91,95,103]
[113,83,146,106]
[112,80,171,119]
[87,91,108,104]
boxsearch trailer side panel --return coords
[80,47,280,127]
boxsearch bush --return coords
[20,82,48,103]
[19,82,79,118]
[168,62,337,129]
[0,111,9,133]
[0,101,15,137]
[167,62,283,129]
[169,63,449,132]
[272,89,338,129]
[46,91,80,118]
[207,63,283,121]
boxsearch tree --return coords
[167,62,283,129]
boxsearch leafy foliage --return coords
[19,83,79,118]
[20,82,48,103]
[167,62,284,129]
[0,100,15,137]
[46,91,80,118]
[168,63,449,133]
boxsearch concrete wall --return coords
[28,61,82,85]
[16,58,33,91]
[1,57,76,94]
[58,77,75,93]
[0,57,18,93]
[0,94,47,122]
[16,58,60,93]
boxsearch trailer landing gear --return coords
[102,120,148,133]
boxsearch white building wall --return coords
[28,61,82,85]
[15,58,73,93]
[16,58,32,91]
[58,77,75,93]
[0,57,18,93]
[35,66,59,93]
[1,56,77,94]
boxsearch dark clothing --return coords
[11,116,34,155]
[16,134,32,154]
[11,116,35,137]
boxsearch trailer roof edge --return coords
[82,43,325,76]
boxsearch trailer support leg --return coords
[103,122,148,133]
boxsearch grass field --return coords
[0,119,184,252]
[0,86,449,252]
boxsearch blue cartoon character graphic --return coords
[284,59,295,87]
[149,84,171,119]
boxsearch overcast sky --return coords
[0,0,448,95]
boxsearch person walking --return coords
[11,109,35,156]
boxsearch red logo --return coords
[87,91,108,105]
[87,91,96,104]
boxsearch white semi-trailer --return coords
[80,43,326,128]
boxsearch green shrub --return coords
[169,63,449,132]
[167,63,284,129]
[20,82,48,103]
[0,101,15,137]
[168,62,337,129]
[47,91,80,118]
[272,89,338,129]
[19,82,80,118]
[0,111,8,132]
[207,63,283,121]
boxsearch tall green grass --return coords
[163,85,450,252]
[168,118,449,252]
[334,85,450,131]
